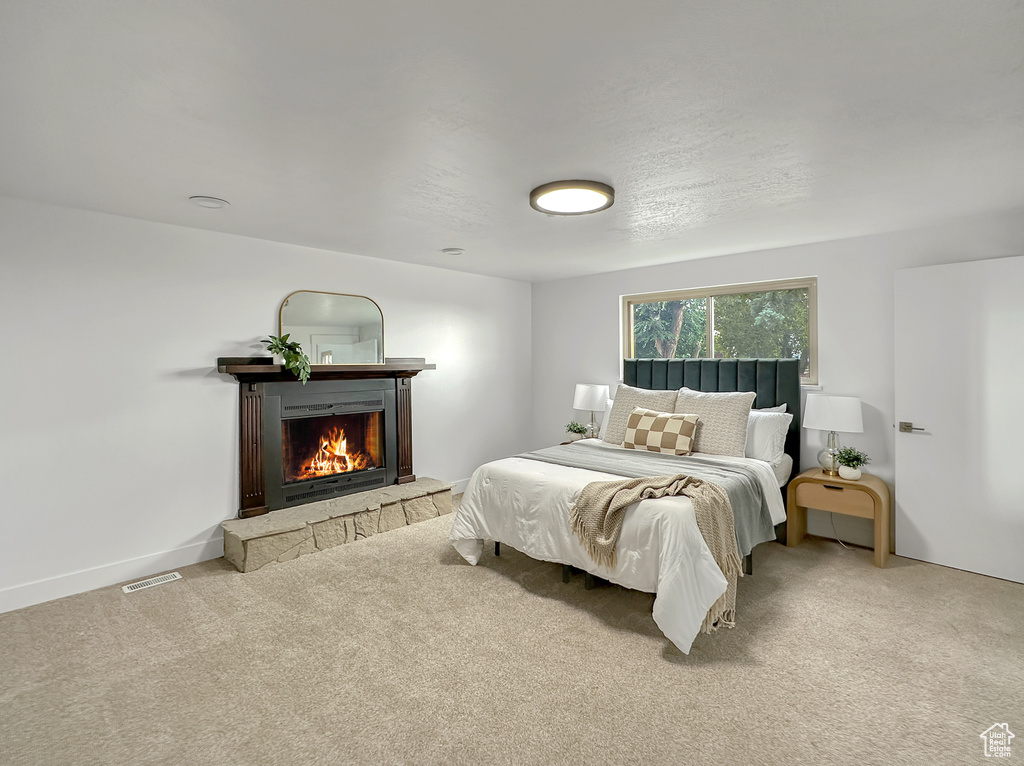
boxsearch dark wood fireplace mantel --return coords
[218,357,435,518]
[217,357,435,383]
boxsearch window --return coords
[622,277,817,384]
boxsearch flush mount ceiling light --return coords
[529,180,614,215]
[441,247,465,256]
[189,195,229,209]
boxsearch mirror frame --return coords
[279,290,385,365]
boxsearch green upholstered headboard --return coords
[622,358,801,476]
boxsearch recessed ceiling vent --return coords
[122,571,182,594]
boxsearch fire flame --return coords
[300,427,374,479]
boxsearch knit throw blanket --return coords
[570,474,744,634]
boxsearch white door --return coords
[894,256,1024,583]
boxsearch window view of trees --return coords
[627,281,815,381]
[713,288,810,375]
[631,299,707,359]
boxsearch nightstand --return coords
[786,468,892,567]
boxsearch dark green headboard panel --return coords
[623,358,801,473]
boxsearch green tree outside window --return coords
[626,280,815,382]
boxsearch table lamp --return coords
[803,394,863,475]
[573,383,609,439]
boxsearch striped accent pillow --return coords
[622,407,699,455]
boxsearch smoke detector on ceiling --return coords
[189,195,230,209]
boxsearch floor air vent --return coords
[122,572,182,594]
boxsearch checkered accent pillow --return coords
[622,407,699,455]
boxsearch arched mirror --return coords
[279,291,384,365]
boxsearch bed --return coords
[448,358,801,653]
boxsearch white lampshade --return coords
[573,384,609,411]
[803,394,864,433]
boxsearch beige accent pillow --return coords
[673,387,757,457]
[603,385,679,446]
[623,408,699,455]
[598,385,679,446]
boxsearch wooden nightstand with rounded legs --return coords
[786,468,892,567]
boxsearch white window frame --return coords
[621,276,818,384]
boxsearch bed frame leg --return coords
[494,541,500,557]
[562,564,571,583]
[743,553,753,576]
[584,572,596,590]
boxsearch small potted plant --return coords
[565,421,588,442]
[835,447,870,480]
[262,334,312,384]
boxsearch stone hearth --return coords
[222,477,452,572]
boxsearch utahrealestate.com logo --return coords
[980,724,1015,758]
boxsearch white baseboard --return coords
[2,479,473,614]
[0,537,224,615]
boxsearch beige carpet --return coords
[1,514,1021,766]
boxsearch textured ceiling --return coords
[1,1,1023,282]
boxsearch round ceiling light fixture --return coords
[441,247,466,256]
[189,195,230,209]
[529,180,614,215]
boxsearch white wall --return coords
[0,196,532,612]
[531,210,1024,548]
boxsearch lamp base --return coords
[817,431,841,475]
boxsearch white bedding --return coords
[771,453,794,487]
[447,440,787,654]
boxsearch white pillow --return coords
[746,410,794,464]
[603,385,679,446]
[759,403,787,413]
[673,388,757,457]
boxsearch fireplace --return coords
[262,378,399,510]
[218,358,434,517]
[282,411,383,483]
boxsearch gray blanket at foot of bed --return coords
[518,441,776,557]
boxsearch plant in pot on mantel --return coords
[262,334,312,384]
[835,447,870,480]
